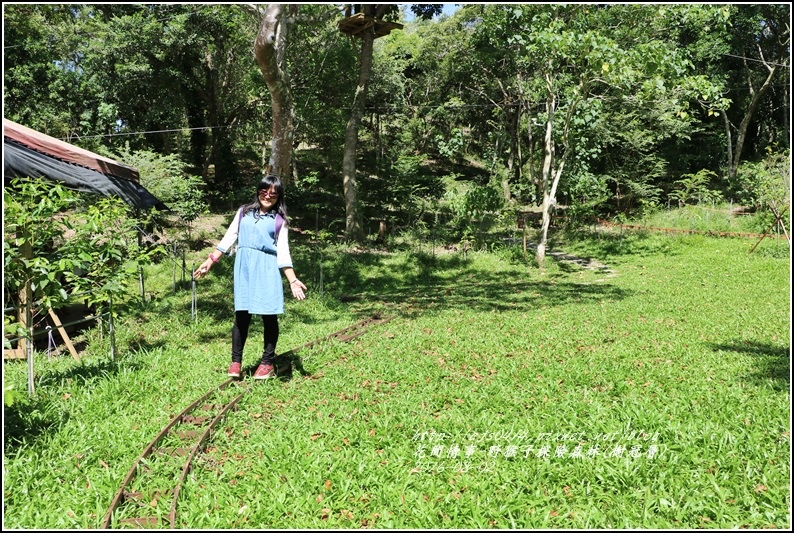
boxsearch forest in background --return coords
[3,4,791,244]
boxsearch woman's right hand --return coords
[193,259,213,280]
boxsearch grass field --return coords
[3,227,791,529]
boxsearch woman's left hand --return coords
[290,279,307,300]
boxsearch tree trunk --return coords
[505,104,519,201]
[722,111,733,180]
[537,74,579,267]
[342,22,375,243]
[536,74,557,267]
[729,62,780,180]
[254,4,296,184]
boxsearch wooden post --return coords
[48,308,81,362]
[749,204,790,254]
[378,221,387,244]
[19,224,35,394]
[17,228,33,357]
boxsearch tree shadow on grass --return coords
[174,246,632,351]
[4,357,144,453]
[319,249,632,316]
[712,340,790,391]
[4,400,67,453]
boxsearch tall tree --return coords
[337,4,440,243]
[466,5,723,265]
[3,5,105,139]
[339,4,398,243]
[253,3,298,183]
[79,5,262,187]
[721,4,790,180]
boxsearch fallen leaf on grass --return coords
[324,479,332,491]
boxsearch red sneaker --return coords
[228,362,242,378]
[253,363,275,380]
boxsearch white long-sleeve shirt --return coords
[216,208,293,269]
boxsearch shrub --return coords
[102,144,209,226]
[728,149,790,209]
[3,178,160,334]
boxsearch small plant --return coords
[668,169,723,206]
[3,383,25,407]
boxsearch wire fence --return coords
[4,289,116,396]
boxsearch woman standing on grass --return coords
[193,175,307,380]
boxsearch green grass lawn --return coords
[3,230,790,529]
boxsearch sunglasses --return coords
[258,188,279,198]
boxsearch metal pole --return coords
[139,265,146,304]
[138,230,145,303]
[109,294,116,361]
[191,268,197,322]
[26,295,34,396]
[319,259,324,297]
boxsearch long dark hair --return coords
[239,174,289,224]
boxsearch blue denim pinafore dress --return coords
[233,211,284,315]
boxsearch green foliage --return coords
[4,179,78,313]
[3,178,160,316]
[3,383,26,408]
[103,144,208,223]
[3,3,790,233]
[668,169,723,206]
[377,153,444,227]
[562,171,610,223]
[434,127,464,160]
[728,150,791,209]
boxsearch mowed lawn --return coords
[3,231,790,529]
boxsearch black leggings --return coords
[231,311,279,365]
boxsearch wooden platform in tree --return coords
[338,13,403,39]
